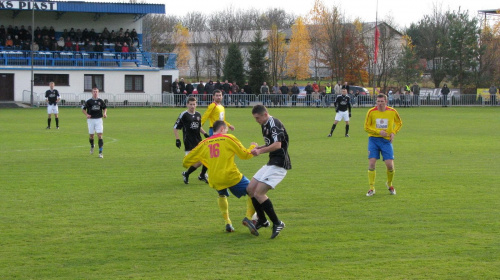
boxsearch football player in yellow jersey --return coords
[364,94,403,197]
[201,90,235,136]
[183,120,259,236]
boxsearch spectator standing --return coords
[304,82,313,106]
[291,82,300,107]
[441,84,450,107]
[280,83,289,106]
[222,80,231,106]
[260,82,270,106]
[411,82,420,106]
[272,84,280,107]
[489,85,497,106]
[324,82,333,107]
[342,82,350,93]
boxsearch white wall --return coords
[7,68,178,101]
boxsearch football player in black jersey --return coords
[45,82,60,129]
[82,87,107,158]
[247,105,291,239]
[174,96,210,184]
[328,88,352,137]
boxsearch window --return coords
[125,75,144,92]
[34,74,69,86]
[84,74,104,92]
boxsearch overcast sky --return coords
[154,0,498,29]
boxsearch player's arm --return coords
[56,92,61,103]
[252,141,280,156]
[201,103,215,126]
[182,141,205,168]
[173,128,182,148]
[229,136,255,160]
[392,110,403,134]
[103,108,107,118]
[82,104,90,118]
[364,110,379,135]
[200,128,209,138]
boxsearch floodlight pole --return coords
[30,0,35,107]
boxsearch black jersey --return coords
[334,95,351,112]
[45,89,60,105]
[260,116,291,170]
[82,98,107,119]
[174,110,203,151]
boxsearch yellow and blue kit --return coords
[201,102,231,129]
[364,106,402,139]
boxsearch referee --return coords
[82,86,107,158]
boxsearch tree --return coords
[285,17,311,80]
[479,21,500,87]
[267,24,287,86]
[142,14,178,52]
[223,43,245,87]
[443,10,481,87]
[344,19,369,86]
[406,5,449,87]
[247,30,269,95]
[173,22,190,74]
[395,35,420,86]
[183,12,207,80]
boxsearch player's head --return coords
[213,120,227,134]
[252,105,269,125]
[49,81,55,89]
[213,90,223,103]
[342,88,347,95]
[376,94,388,109]
[92,86,99,98]
[187,96,197,112]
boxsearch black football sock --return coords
[55,118,59,127]
[186,166,197,176]
[98,139,103,153]
[89,138,94,148]
[47,118,51,127]
[261,198,280,225]
[200,165,208,176]
[251,197,267,222]
[330,124,336,134]
[345,124,349,135]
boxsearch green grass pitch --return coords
[0,106,499,279]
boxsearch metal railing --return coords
[22,92,499,107]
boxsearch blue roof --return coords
[49,1,164,14]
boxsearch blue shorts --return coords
[209,127,213,136]
[368,137,394,161]
[217,176,250,198]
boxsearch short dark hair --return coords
[214,89,222,95]
[252,104,267,115]
[187,96,197,103]
[377,94,387,100]
[213,120,227,132]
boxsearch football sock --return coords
[47,118,51,127]
[186,166,197,176]
[387,169,395,187]
[89,138,94,148]
[218,195,231,224]
[261,199,280,225]
[368,169,376,190]
[200,165,207,176]
[246,196,255,220]
[55,118,59,127]
[251,197,267,221]
[345,124,349,135]
[330,124,336,134]
[98,139,103,153]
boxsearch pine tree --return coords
[223,43,245,87]
[247,30,269,96]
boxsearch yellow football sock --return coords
[368,169,376,190]
[387,169,395,187]
[246,196,255,220]
[218,195,231,225]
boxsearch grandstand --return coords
[0,0,178,105]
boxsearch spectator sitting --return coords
[13,35,22,49]
[22,41,31,51]
[68,28,76,40]
[94,41,103,59]
[64,37,73,51]
[31,41,39,52]
[56,37,65,51]
[89,28,96,41]
[61,29,69,40]
[101,27,110,40]
[48,26,56,38]
[5,35,14,49]
[128,42,137,59]
[114,42,122,58]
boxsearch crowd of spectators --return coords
[0,25,139,59]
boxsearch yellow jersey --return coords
[183,133,255,190]
[364,106,402,139]
[201,102,231,128]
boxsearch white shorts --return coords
[335,110,350,122]
[87,118,104,134]
[252,165,287,189]
[47,104,59,114]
